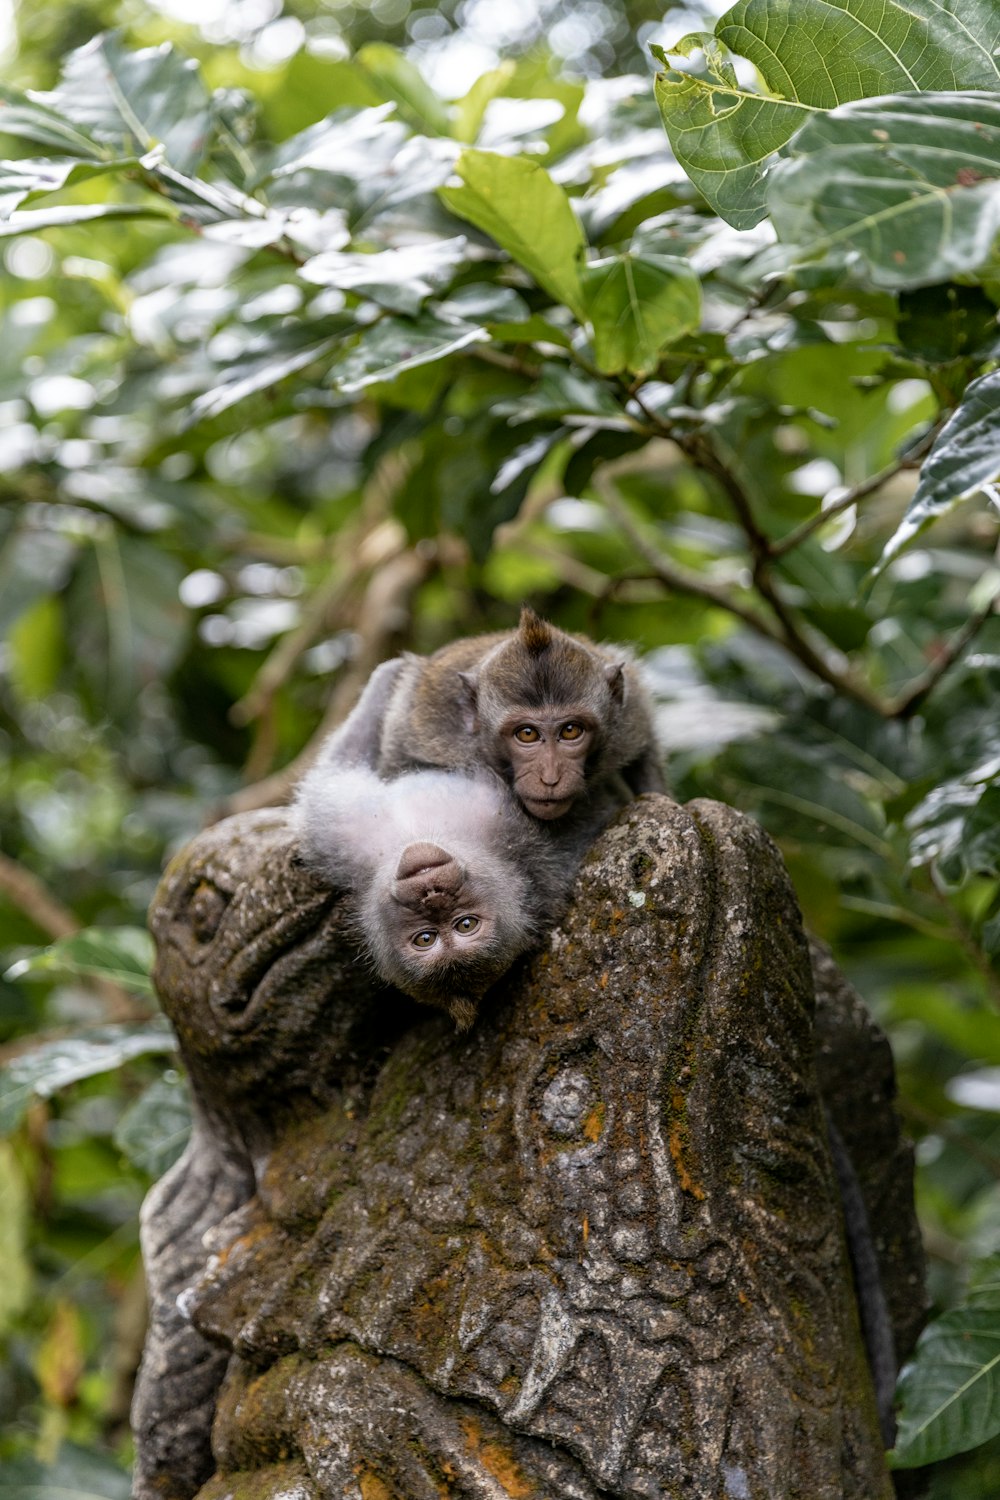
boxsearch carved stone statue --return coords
[133,795,924,1500]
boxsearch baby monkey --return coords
[325,605,666,827]
[294,764,576,1028]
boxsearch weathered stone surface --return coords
[134,795,921,1500]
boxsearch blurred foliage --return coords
[0,0,999,1492]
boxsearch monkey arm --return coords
[317,657,408,769]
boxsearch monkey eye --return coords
[559,722,584,741]
[513,725,540,744]
[453,915,481,935]
[411,930,438,948]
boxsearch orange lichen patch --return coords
[582,1102,605,1143]
[356,1466,395,1500]
[582,1214,589,1245]
[668,1088,705,1200]
[598,971,609,989]
[460,1415,534,1498]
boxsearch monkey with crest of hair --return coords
[327,605,666,827]
[294,608,664,1024]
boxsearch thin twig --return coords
[603,492,787,643]
[888,586,1000,719]
[770,425,942,560]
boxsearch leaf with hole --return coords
[653,0,1000,228]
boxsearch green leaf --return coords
[494,362,627,426]
[356,43,451,136]
[40,32,216,173]
[0,84,104,157]
[582,251,701,375]
[0,202,175,237]
[892,1297,1000,1467]
[0,1444,130,1499]
[881,369,1000,566]
[329,313,488,394]
[7,594,62,700]
[5,926,156,996]
[300,238,472,315]
[187,324,350,424]
[653,0,1000,229]
[114,1073,191,1176]
[440,149,587,319]
[768,93,1000,288]
[897,283,1000,363]
[0,1143,31,1332]
[0,157,137,216]
[0,1023,175,1136]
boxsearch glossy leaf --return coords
[583,251,701,375]
[5,925,155,995]
[0,1445,130,1499]
[0,1023,175,1135]
[301,238,472,315]
[440,149,587,319]
[0,201,175,236]
[0,156,137,215]
[653,0,1000,228]
[187,325,350,424]
[356,43,452,136]
[0,84,103,156]
[893,1275,1000,1467]
[114,1073,191,1176]
[881,369,1000,566]
[768,93,1000,288]
[330,314,488,393]
[39,32,216,173]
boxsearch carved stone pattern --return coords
[134,798,917,1500]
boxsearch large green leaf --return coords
[114,1073,191,1176]
[300,238,472,315]
[6,926,156,996]
[892,1267,1000,1467]
[39,32,217,173]
[187,325,349,425]
[768,93,1000,288]
[0,1023,175,1136]
[0,202,175,237]
[880,369,1000,566]
[0,1445,130,1500]
[0,156,138,216]
[653,0,1000,228]
[356,43,452,136]
[582,251,701,375]
[329,313,488,393]
[439,149,588,319]
[0,85,103,157]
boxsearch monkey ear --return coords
[605,661,625,704]
[518,604,553,657]
[457,671,480,733]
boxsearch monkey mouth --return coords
[522,795,575,819]
[395,842,453,881]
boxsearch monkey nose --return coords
[396,843,453,881]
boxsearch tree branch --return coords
[888,585,1000,719]
[0,854,142,1022]
[0,854,78,940]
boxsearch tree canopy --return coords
[1,0,1000,1493]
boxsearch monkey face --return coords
[360,841,535,1021]
[496,711,597,820]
